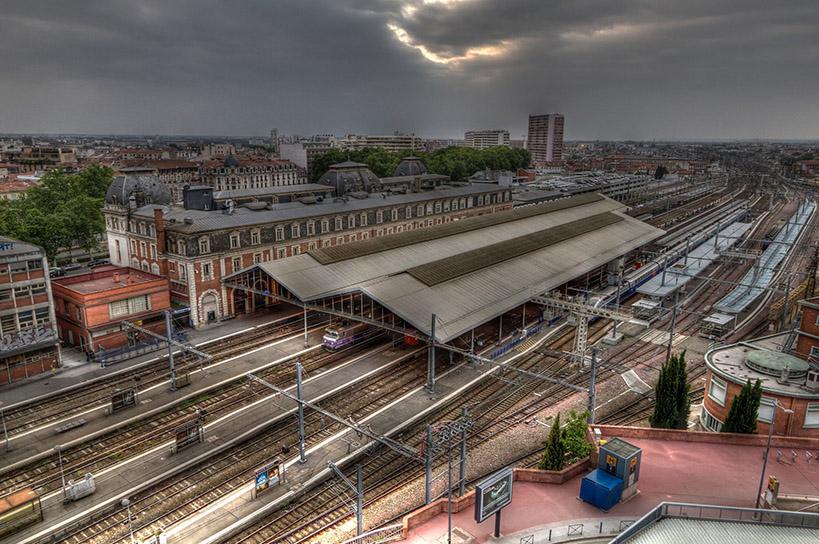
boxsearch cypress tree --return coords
[539,413,564,471]
[672,351,691,429]
[722,379,763,434]
[650,352,690,429]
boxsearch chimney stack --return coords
[113,272,120,283]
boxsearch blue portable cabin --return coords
[579,468,623,512]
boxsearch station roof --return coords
[619,516,819,544]
[638,221,752,298]
[226,193,664,343]
[715,200,815,314]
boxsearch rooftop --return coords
[0,236,44,258]
[705,332,819,397]
[227,193,664,342]
[52,267,165,295]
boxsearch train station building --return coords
[223,193,665,351]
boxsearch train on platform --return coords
[0,488,42,539]
[587,203,750,310]
[322,321,370,351]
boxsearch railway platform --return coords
[2,337,422,544]
[5,315,564,544]
[0,305,317,469]
[0,304,305,406]
[402,427,819,544]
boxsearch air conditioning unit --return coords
[805,370,819,393]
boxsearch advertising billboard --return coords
[174,422,202,452]
[254,461,281,494]
[111,388,137,412]
[474,467,514,523]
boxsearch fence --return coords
[339,524,402,544]
[489,324,543,360]
[96,331,187,367]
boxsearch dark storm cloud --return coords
[0,0,817,139]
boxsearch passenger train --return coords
[587,204,749,310]
[322,321,370,351]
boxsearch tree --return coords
[650,351,690,429]
[538,413,564,471]
[721,379,763,434]
[561,410,592,460]
[654,165,669,180]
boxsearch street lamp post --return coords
[0,401,9,452]
[122,498,135,544]
[54,445,67,503]
[755,401,794,510]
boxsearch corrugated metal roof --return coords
[715,200,815,313]
[638,222,752,298]
[621,517,819,544]
[233,194,664,342]
[309,192,605,265]
[406,212,622,286]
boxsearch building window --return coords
[292,246,300,255]
[307,222,316,236]
[169,261,176,272]
[232,257,242,272]
[131,240,138,255]
[140,241,147,257]
[391,208,398,221]
[360,213,368,227]
[177,240,185,255]
[322,239,331,248]
[443,200,450,212]
[335,217,343,230]
[253,253,262,264]
[435,202,442,213]
[275,226,285,241]
[349,214,356,228]
[708,375,727,406]
[308,242,317,250]
[109,294,150,319]
[417,205,424,216]
[150,244,157,260]
[230,233,240,249]
[321,219,329,233]
[132,257,139,268]
[251,230,260,245]
[805,403,819,428]
[292,223,300,238]
[701,407,723,432]
[179,265,186,280]
[277,248,286,259]
[18,310,33,330]
[199,237,210,254]
[811,346,819,358]
[336,237,344,245]
[151,263,160,275]
[35,307,50,325]
[142,260,149,272]
[201,262,213,280]
[376,210,383,224]
[757,397,777,423]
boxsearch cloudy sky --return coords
[1,0,817,140]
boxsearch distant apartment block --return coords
[334,132,425,153]
[464,130,510,149]
[279,141,333,174]
[527,114,564,164]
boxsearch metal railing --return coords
[338,524,402,544]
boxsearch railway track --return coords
[0,334,380,499]
[2,311,329,438]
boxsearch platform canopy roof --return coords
[224,193,664,343]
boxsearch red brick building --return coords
[0,237,60,385]
[703,301,819,437]
[51,267,171,353]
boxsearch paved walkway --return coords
[0,306,320,471]
[403,431,819,544]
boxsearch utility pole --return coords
[165,310,176,391]
[297,363,306,463]
[427,314,436,394]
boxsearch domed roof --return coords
[745,349,809,378]
[105,168,172,207]
[224,153,240,168]
[394,156,428,177]
[319,161,382,196]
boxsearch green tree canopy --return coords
[650,351,690,429]
[721,379,763,434]
[309,146,531,183]
[0,165,113,262]
[562,410,592,460]
[539,413,565,471]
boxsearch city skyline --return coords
[0,1,817,140]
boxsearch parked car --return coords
[88,259,110,268]
[63,263,82,272]
[49,267,65,278]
